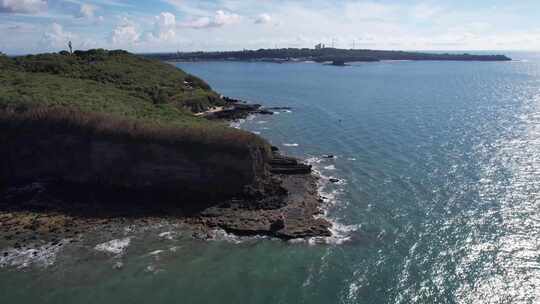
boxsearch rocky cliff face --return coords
[0,110,273,206]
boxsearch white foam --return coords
[306,156,360,245]
[306,222,361,245]
[229,120,244,129]
[229,115,255,129]
[348,282,360,300]
[0,240,68,269]
[94,237,131,255]
[145,264,163,274]
[252,131,261,135]
[158,231,175,240]
[283,143,299,147]
[257,120,268,124]
[305,156,323,165]
[148,250,164,256]
[205,229,269,243]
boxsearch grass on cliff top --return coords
[0,50,268,150]
[0,107,269,155]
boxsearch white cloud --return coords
[254,13,271,24]
[410,3,444,20]
[42,22,74,49]
[214,10,241,26]
[111,18,140,45]
[150,12,176,42]
[181,10,241,29]
[79,3,97,18]
[0,0,47,14]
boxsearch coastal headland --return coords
[0,49,331,250]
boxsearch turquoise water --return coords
[2,54,540,303]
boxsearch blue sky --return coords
[1,0,540,54]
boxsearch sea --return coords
[1,52,540,303]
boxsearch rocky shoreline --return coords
[0,101,332,251]
[199,96,291,120]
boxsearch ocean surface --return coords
[2,53,540,303]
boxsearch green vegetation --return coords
[0,49,268,152]
[0,49,227,119]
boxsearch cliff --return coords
[0,108,273,204]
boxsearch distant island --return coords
[0,49,330,246]
[144,47,512,64]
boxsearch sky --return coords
[1,0,540,55]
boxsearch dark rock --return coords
[269,165,312,175]
[266,107,292,110]
[270,217,285,232]
[256,109,274,115]
[268,154,312,175]
[329,178,340,183]
[323,154,335,159]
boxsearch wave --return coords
[304,156,359,244]
[283,143,299,147]
[94,237,131,255]
[229,114,255,129]
[0,239,70,269]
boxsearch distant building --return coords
[314,43,326,50]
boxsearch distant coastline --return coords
[144,47,512,65]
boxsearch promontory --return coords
[0,49,331,242]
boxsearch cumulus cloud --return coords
[0,0,47,14]
[151,12,176,41]
[111,18,140,45]
[42,23,74,49]
[181,10,241,29]
[254,13,272,24]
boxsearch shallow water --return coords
[2,53,540,303]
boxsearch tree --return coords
[68,41,73,55]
